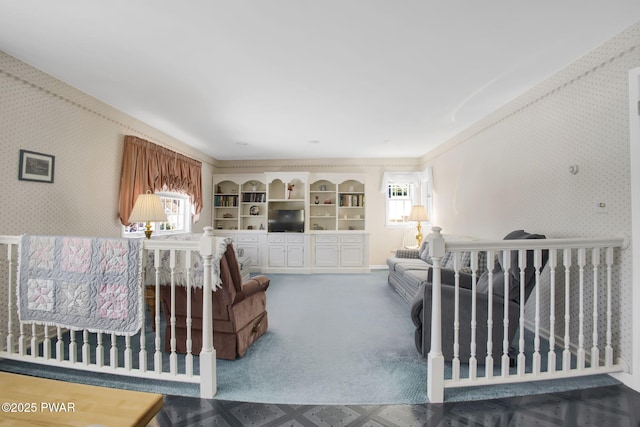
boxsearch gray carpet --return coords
[215,271,428,405]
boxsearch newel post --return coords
[427,226,445,403]
[199,226,217,398]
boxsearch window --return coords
[386,183,416,226]
[123,192,192,237]
[382,168,433,228]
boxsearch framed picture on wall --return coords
[18,149,55,183]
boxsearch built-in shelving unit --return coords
[212,172,368,273]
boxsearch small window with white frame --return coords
[386,183,416,226]
[123,192,192,237]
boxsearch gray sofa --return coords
[387,230,548,362]
[387,239,481,305]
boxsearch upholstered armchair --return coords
[411,230,548,362]
[160,243,270,360]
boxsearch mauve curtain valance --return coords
[118,135,203,225]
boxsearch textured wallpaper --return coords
[0,51,215,238]
[422,23,639,366]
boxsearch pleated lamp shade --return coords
[408,205,428,221]
[129,191,168,223]
[129,191,167,239]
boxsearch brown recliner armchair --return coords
[160,243,270,360]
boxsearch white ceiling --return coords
[0,1,639,160]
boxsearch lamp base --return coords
[144,222,153,239]
[415,221,423,247]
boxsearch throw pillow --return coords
[418,240,431,264]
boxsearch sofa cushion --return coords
[396,261,431,274]
[403,269,430,290]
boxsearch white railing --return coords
[426,226,628,402]
[0,227,218,399]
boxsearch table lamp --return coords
[128,190,168,239]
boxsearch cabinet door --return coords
[268,245,286,267]
[314,245,339,267]
[340,245,364,267]
[287,245,305,268]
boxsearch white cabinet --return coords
[287,245,305,268]
[313,235,339,267]
[268,244,286,267]
[266,234,307,271]
[311,233,369,272]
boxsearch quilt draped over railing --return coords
[17,235,144,336]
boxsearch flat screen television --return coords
[268,209,304,232]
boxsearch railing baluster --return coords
[605,246,614,367]
[452,252,460,380]
[31,324,37,358]
[563,248,572,371]
[56,327,63,362]
[533,249,542,374]
[577,248,586,369]
[154,248,162,374]
[139,251,148,372]
[547,249,557,373]
[18,322,25,356]
[186,250,194,377]
[69,330,77,363]
[469,251,477,380]
[170,249,178,375]
[82,330,90,364]
[96,333,104,367]
[485,250,494,378]
[501,251,511,377]
[517,250,526,375]
[125,335,132,370]
[43,326,51,360]
[110,332,118,369]
[6,244,14,353]
[591,248,600,368]
[139,317,147,372]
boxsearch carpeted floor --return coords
[215,271,428,405]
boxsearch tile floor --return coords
[149,383,640,426]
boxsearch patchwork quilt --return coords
[17,235,144,336]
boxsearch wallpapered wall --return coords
[421,23,639,366]
[0,50,216,238]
